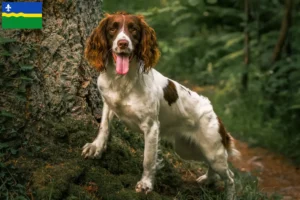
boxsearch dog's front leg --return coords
[82,102,113,159]
[136,119,159,194]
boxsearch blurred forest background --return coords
[1,0,299,199]
[104,0,300,162]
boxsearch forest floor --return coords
[231,140,300,200]
[4,84,300,200]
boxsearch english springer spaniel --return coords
[82,12,239,200]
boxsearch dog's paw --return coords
[135,179,153,194]
[81,142,106,159]
[196,174,210,184]
[196,173,220,185]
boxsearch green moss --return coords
[66,184,97,200]
[46,116,97,146]
[32,161,84,200]
[100,136,142,175]
[118,174,139,188]
[10,116,271,200]
[138,191,164,200]
[69,130,91,147]
[84,167,124,197]
[104,189,170,200]
[111,120,144,150]
[155,158,183,192]
[105,189,141,200]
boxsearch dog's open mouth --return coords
[112,53,134,75]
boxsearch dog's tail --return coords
[217,117,241,159]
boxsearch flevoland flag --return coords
[2,2,42,29]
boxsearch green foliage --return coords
[138,0,246,84]
[211,83,300,163]
[103,0,162,14]
[0,35,33,199]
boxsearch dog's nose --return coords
[117,39,129,49]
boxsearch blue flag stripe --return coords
[2,2,42,14]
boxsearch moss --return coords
[111,120,144,150]
[46,116,97,146]
[66,184,97,200]
[118,174,139,188]
[104,189,170,200]
[11,115,269,199]
[69,130,91,147]
[84,167,124,197]
[138,191,164,200]
[106,189,141,200]
[100,136,142,175]
[32,161,84,200]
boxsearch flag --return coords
[2,2,42,29]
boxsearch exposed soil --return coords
[232,140,300,200]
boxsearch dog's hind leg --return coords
[196,138,235,200]
[196,113,236,200]
[206,152,235,200]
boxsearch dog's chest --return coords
[99,79,149,118]
[102,89,138,112]
[102,87,151,131]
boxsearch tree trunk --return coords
[2,0,103,124]
[242,0,250,90]
[271,0,293,63]
[1,0,103,198]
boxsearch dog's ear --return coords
[137,15,160,73]
[85,15,110,71]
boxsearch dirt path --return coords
[231,140,300,200]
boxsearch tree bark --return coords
[271,0,293,63]
[242,0,250,90]
[2,0,103,124]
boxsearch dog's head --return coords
[85,12,160,75]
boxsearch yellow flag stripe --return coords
[2,13,42,18]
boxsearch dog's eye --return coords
[129,27,137,34]
[109,28,116,33]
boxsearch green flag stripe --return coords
[2,17,42,29]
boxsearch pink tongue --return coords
[116,55,129,75]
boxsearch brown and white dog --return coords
[82,12,239,200]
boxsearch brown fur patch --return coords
[163,80,178,106]
[136,15,160,72]
[217,117,232,151]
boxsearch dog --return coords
[82,12,239,200]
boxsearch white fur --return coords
[82,33,238,200]
[112,16,133,52]
[112,31,133,52]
